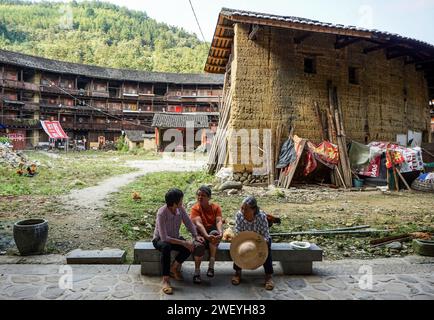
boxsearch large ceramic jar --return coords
[13,219,48,256]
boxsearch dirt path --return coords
[63,156,205,210]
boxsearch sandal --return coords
[206,268,215,278]
[193,274,202,284]
[231,274,241,286]
[265,278,274,291]
[162,282,173,295]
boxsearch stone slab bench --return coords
[66,249,126,265]
[134,242,323,276]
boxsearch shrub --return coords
[115,135,129,152]
[0,136,10,144]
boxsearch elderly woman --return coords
[190,186,223,284]
[232,196,274,290]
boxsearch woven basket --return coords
[411,179,434,193]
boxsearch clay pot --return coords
[13,219,48,256]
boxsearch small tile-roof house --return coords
[152,113,210,152]
[124,130,145,150]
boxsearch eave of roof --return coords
[0,49,224,85]
[205,7,434,74]
[151,113,209,129]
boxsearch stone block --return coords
[271,243,323,262]
[281,262,313,275]
[141,261,161,276]
[66,249,126,265]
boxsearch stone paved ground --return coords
[0,256,433,300]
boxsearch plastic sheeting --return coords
[276,138,297,169]
[349,141,370,167]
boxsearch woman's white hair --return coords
[242,196,260,215]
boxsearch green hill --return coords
[0,0,210,73]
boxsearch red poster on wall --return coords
[8,131,26,150]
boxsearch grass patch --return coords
[103,171,290,242]
[0,150,159,196]
[104,171,215,241]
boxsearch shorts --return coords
[204,226,221,248]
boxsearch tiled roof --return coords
[152,113,209,129]
[124,130,145,142]
[0,49,224,85]
[220,8,434,49]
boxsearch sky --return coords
[98,0,434,44]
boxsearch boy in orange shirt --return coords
[190,186,223,284]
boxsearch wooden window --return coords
[94,82,107,92]
[5,68,18,81]
[349,67,359,85]
[304,58,316,74]
[4,91,17,100]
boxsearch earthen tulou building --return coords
[0,49,223,150]
[206,8,434,174]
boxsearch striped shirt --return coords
[234,210,270,241]
[153,205,197,242]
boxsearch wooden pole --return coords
[393,168,399,192]
[333,86,352,187]
[396,167,412,191]
[313,102,326,141]
[335,167,347,189]
[327,83,341,187]
[386,165,390,190]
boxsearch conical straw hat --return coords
[230,231,268,270]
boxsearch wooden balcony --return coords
[0,79,40,91]
[39,99,60,108]
[121,122,147,131]
[92,91,110,98]
[22,102,40,111]
[1,118,41,129]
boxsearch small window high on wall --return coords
[349,67,359,85]
[304,58,316,74]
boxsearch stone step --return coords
[66,249,126,265]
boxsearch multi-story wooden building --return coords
[0,49,223,149]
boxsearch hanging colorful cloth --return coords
[306,141,340,169]
[386,149,405,169]
[304,150,318,176]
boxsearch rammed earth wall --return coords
[227,23,431,171]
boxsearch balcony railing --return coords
[0,79,40,91]
[0,118,41,128]
[92,91,110,98]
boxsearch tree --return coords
[0,0,210,73]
